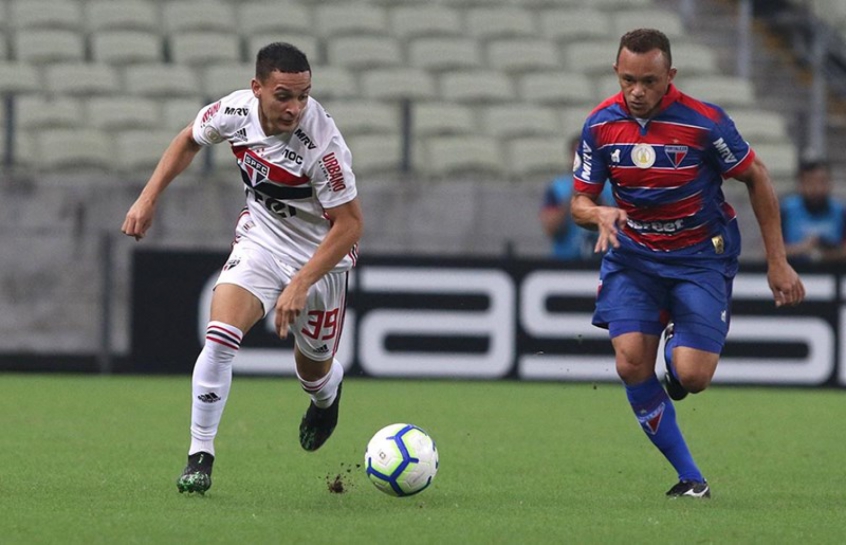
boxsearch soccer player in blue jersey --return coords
[571,29,805,498]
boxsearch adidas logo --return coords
[315,344,329,353]
[197,392,221,403]
[234,128,247,141]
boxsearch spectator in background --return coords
[540,136,614,260]
[780,158,846,263]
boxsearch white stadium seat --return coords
[389,6,462,38]
[486,39,561,73]
[161,98,204,132]
[0,63,41,94]
[321,101,400,136]
[13,29,85,64]
[753,142,799,180]
[114,130,178,172]
[15,97,83,131]
[309,65,360,102]
[420,135,505,179]
[91,30,163,65]
[729,110,791,144]
[506,136,569,180]
[202,63,253,100]
[85,96,161,132]
[10,0,83,30]
[237,2,312,36]
[480,104,560,139]
[170,32,242,66]
[671,42,719,76]
[440,71,516,104]
[314,4,388,37]
[34,128,114,171]
[412,102,477,137]
[464,7,538,40]
[539,8,613,42]
[359,68,437,102]
[45,63,121,97]
[518,71,594,106]
[124,65,202,99]
[84,0,159,32]
[246,34,320,65]
[564,40,619,75]
[682,76,756,107]
[346,134,404,176]
[612,10,685,39]
[407,37,484,72]
[326,36,404,70]
[161,1,236,34]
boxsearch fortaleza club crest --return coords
[664,145,689,168]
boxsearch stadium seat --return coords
[518,71,594,106]
[85,96,160,132]
[326,36,403,70]
[486,39,561,73]
[33,128,114,171]
[420,135,505,179]
[321,101,400,136]
[611,10,685,39]
[124,65,202,99]
[202,63,253,100]
[539,9,613,43]
[440,71,516,104]
[84,0,159,32]
[480,104,560,139]
[359,68,437,102]
[564,40,619,75]
[9,0,83,30]
[671,42,719,75]
[90,30,163,65]
[389,5,462,38]
[589,0,653,9]
[237,2,312,36]
[464,7,538,40]
[114,129,178,172]
[560,105,593,137]
[345,134,403,176]
[682,76,756,107]
[753,142,799,180]
[0,31,7,61]
[246,33,320,64]
[161,1,236,34]
[12,29,85,64]
[412,102,477,137]
[309,65,360,102]
[505,136,569,181]
[15,96,83,131]
[314,5,388,37]
[45,63,121,97]
[170,32,243,66]
[0,63,40,94]
[407,37,483,72]
[595,74,622,99]
[729,110,791,144]
[161,97,203,132]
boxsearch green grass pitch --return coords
[0,374,843,544]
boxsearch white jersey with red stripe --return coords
[192,90,358,272]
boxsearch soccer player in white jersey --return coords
[121,42,363,495]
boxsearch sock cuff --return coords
[206,321,243,351]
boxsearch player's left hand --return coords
[275,280,309,338]
[768,261,805,307]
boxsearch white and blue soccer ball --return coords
[365,423,439,497]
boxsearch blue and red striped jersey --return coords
[573,84,754,260]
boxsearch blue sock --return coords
[665,336,679,381]
[625,375,704,482]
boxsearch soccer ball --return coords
[365,423,439,497]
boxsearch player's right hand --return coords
[594,207,628,253]
[121,198,156,241]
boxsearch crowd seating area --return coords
[0,0,799,186]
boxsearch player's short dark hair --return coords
[255,42,311,81]
[617,28,672,68]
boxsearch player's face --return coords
[614,47,676,119]
[252,70,312,135]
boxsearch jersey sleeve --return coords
[192,100,229,146]
[710,107,755,179]
[572,121,609,197]
[310,134,358,209]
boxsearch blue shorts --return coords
[592,253,735,354]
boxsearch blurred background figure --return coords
[780,158,846,263]
[539,135,614,261]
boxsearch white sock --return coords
[298,359,344,409]
[189,321,242,456]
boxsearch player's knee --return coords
[615,358,653,384]
[679,371,711,394]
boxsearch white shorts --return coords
[215,237,349,361]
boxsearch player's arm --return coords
[121,124,202,240]
[733,155,805,306]
[274,197,364,338]
[571,191,627,253]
